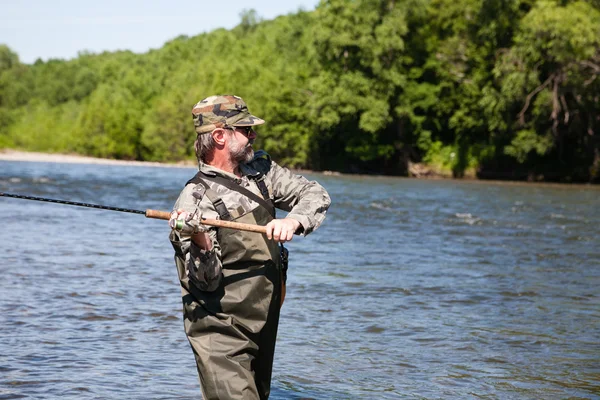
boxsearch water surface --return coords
[1,160,598,399]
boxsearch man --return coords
[169,95,331,400]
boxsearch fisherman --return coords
[168,95,331,400]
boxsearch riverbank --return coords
[0,149,196,168]
[2,149,597,188]
[0,149,329,177]
[0,149,453,177]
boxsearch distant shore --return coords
[0,149,196,168]
[0,149,326,176]
[2,149,597,187]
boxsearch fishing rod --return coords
[0,192,267,234]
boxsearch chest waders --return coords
[177,172,284,400]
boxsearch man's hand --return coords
[265,218,301,243]
[169,209,207,235]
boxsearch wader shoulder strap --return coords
[186,173,232,221]
[255,176,271,204]
[202,174,276,218]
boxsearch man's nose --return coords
[249,129,257,139]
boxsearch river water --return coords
[0,159,598,399]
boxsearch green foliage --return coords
[504,129,554,162]
[488,0,600,179]
[309,0,419,171]
[239,9,263,32]
[0,1,598,181]
[0,45,19,72]
[140,91,193,162]
[75,84,144,159]
[6,100,83,152]
[515,1,599,64]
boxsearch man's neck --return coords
[205,154,241,177]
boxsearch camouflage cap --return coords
[192,95,265,134]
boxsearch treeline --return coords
[1,0,599,182]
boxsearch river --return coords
[0,159,598,399]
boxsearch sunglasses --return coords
[236,126,254,136]
[225,125,254,137]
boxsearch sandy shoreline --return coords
[0,149,196,168]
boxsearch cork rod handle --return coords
[144,209,268,234]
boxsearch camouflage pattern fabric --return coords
[170,151,330,293]
[192,95,265,134]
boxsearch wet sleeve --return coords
[169,184,222,277]
[268,161,331,235]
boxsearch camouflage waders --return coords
[174,201,282,400]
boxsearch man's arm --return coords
[169,184,223,291]
[170,208,214,251]
[265,161,331,241]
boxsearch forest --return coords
[1,0,599,182]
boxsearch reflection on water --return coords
[1,160,599,399]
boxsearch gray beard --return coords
[228,137,254,164]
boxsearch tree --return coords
[75,84,143,159]
[491,0,600,180]
[310,0,416,173]
[0,45,19,72]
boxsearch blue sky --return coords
[1,0,320,64]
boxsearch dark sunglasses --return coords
[226,125,253,136]
[235,126,254,136]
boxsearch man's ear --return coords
[212,128,227,146]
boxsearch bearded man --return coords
[169,95,331,400]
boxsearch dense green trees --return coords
[0,0,598,182]
[488,0,600,180]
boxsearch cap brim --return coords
[232,115,265,127]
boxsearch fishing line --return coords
[0,192,146,215]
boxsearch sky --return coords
[0,0,320,64]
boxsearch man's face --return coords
[227,127,256,164]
